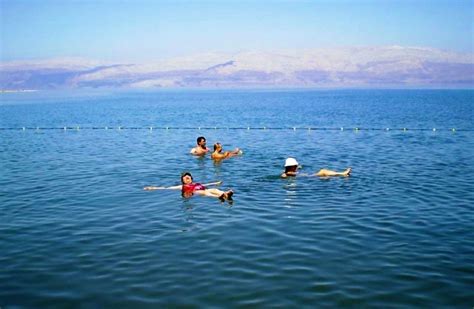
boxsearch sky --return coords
[0,0,473,62]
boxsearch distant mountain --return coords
[1,47,473,89]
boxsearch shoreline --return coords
[1,89,38,93]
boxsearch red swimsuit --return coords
[182,183,206,195]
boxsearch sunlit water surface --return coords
[1,90,473,308]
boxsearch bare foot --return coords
[219,193,226,202]
[343,168,352,177]
[219,190,234,202]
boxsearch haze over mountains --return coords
[1,46,473,90]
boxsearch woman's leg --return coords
[205,188,226,197]
[316,167,352,177]
[194,189,233,200]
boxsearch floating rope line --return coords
[0,126,471,131]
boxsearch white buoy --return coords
[247,127,250,130]
[105,126,108,130]
[118,126,121,130]
[293,127,296,131]
[386,128,390,131]
[64,127,67,131]
[22,127,25,131]
[403,128,407,131]
[150,126,153,131]
[452,128,456,132]
[76,126,80,130]
[432,128,436,132]
[166,126,169,130]
[340,127,344,131]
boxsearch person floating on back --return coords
[190,136,209,156]
[144,172,234,202]
[211,142,242,160]
[281,157,351,178]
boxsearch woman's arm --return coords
[230,148,241,154]
[144,185,182,190]
[202,181,223,187]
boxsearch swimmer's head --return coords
[284,157,299,173]
[214,142,222,152]
[181,172,193,184]
[284,158,298,167]
[197,136,206,147]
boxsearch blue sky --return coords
[1,0,473,62]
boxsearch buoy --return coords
[293,127,296,131]
[432,128,436,132]
[403,128,407,131]
[64,127,67,131]
[386,128,390,131]
[452,128,456,132]
[22,127,25,131]
[105,126,108,130]
[247,127,250,130]
[340,127,344,131]
[150,126,153,131]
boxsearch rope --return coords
[0,127,470,132]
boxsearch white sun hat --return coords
[284,157,299,167]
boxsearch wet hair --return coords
[285,165,298,173]
[181,172,193,184]
[213,143,221,151]
[197,136,206,144]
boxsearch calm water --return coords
[1,89,473,308]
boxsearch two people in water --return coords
[190,136,241,160]
[281,157,352,178]
[144,172,234,202]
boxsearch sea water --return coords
[1,89,473,307]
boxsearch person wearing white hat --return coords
[281,157,351,178]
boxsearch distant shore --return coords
[1,89,38,93]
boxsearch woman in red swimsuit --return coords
[144,172,233,201]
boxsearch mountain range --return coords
[1,46,472,89]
